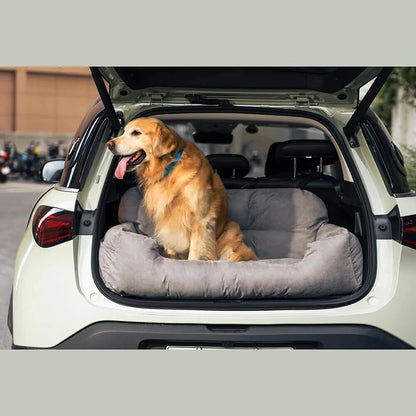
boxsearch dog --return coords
[107,117,258,262]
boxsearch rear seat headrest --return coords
[265,140,338,176]
[207,154,250,178]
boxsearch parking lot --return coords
[0,180,51,349]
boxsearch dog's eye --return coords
[131,130,141,136]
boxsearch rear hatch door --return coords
[91,67,392,139]
[95,67,384,107]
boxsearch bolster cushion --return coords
[99,221,363,299]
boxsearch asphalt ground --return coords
[0,180,52,349]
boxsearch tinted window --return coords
[361,110,410,195]
[59,100,108,189]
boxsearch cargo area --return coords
[91,110,376,309]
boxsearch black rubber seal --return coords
[91,106,377,311]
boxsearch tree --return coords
[402,146,416,191]
[372,68,416,130]
[372,67,416,191]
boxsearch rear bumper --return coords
[12,322,413,349]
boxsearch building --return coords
[0,67,98,154]
[2,68,415,154]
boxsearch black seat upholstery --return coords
[207,154,256,188]
[207,154,250,177]
[265,139,338,178]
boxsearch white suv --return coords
[9,67,416,349]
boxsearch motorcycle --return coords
[21,141,46,181]
[0,150,10,183]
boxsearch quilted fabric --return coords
[98,187,363,299]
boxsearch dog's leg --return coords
[218,221,258,261]
[164,247,180,259]
[188,217,218,261]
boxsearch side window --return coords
[361,110,411,195]
[59,101,108,189]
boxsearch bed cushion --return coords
[227,188,328,259]
[118,187,329,259]
[99,187,363,299]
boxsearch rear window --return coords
[166,120,329,177]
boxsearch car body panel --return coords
[75,140,113,210]
[12,217,413,347]
[350,131,400,215]
[396,196,416,216]
[11,68,416,349]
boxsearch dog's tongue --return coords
[115,156,131,180]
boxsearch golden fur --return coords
[107,117,258,261]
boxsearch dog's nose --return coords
[107,140,115,151]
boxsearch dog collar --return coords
[164,148,184,177]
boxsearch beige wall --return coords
[0,67,98,134]
[0,70,14,131]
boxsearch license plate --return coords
[165,346,293,350]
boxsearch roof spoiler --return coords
[343,67,393,147]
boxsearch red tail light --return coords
[402,215,416,250]
[32,206,74,248]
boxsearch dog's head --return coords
[107,117,179,179]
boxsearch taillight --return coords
[402,215,416,250]
[32,206,74,248]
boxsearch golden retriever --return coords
[107,117,258,261]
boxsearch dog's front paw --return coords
[163,247,180,259]
[187,252,218,261]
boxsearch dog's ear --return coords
[153,123,176,158]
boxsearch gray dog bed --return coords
[99,187,363,299]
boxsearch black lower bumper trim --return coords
[12,322,413,349]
